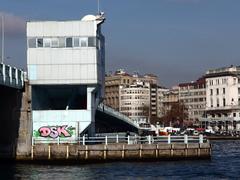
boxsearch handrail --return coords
[97,103,140,129]
[32,134,207,145]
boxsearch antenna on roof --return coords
[1,15,4,64]
[97,0,100,14]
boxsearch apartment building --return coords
[201,66,240,131]
[119,81,150,124]
[178,78,206,124]
[105,69,158,113]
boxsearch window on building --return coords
[216,88,219,95]
[223,88,225,94]
[51,38,59,48]
[210,98,213,107]
[223,98,226,106]
[59,38,65,47]
[238,88,240,94]
[28,38,36,48]
[217,98,219,107]
[43,38,51,47]
[238,98,240,105]
[210,89,213,96]
[37,38,43,47]
[80,37,88,47]
[88,37,96,47]
[234,78,237,84]
[73,37,79,47]
[66,37,73,47]
[233,113,236,117]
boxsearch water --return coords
[1,140,240,179]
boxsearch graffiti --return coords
[33,125,75,139]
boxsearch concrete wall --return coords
[18,143,211,161]
[16,82,32,158]
[0,85,23,158]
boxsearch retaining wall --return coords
[17,143,211,162]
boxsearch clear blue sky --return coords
[1,0,240,87]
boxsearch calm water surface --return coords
[1,140,240,179]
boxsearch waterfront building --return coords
[157,87,169,118]
[201,66,240,131]
[27,14,105,142]
[105,69,158,123]
[161,87,179,113]
[119,81,150,124]
[105,69,133,111]
[178,78,206,125]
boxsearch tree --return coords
[159,101,188,128]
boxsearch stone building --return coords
[201,66,240,131]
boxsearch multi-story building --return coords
[158,87,179,117]
[119,81,150,124]
[201,66,240,131]
[178,78,206,124]
[105,70,158,122]
[27,14,105,141]
[157,87,169,118]
[105,69,134,111]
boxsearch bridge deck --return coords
[0,63,24,89]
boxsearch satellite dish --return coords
[81,15,96,21]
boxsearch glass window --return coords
[51,38,59,48]
[59,38,65,48]
[216,88,219,95]
[223,98,226,106]
[37,38,43,47]
[88,37,96,47]
[80,37,88,47]
[223,88,225,94]
[28,38,36,48]
[66,37,73,47]
[73,37,79,47]
[217,98,219,107]
[43,38,51,47]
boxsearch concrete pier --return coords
[16,143,211,162]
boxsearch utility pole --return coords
[1,15,4,64]
[97,0,100,14]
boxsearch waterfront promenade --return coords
[17,135,211,162]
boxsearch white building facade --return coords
[201,66,240,131]
[119,82,150,124]
[27,15,105,142]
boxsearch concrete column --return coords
[87,86,96,136]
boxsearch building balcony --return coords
[206,105,240,111]
[199,117,240,122]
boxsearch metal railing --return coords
[97,103,140,129]
[32,134,207,145]
[0,63,24,89]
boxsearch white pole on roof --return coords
[1,15,4,64]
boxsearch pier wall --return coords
[0,85,23,158]
[17,143,211,161]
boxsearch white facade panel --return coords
[27,21,96,37]
[32,110,92,143]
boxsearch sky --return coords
[0,0,240,87]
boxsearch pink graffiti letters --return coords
[38,125,72,138]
